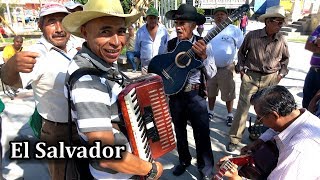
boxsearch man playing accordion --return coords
[63,0,163,179]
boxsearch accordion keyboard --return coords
[124,88,152,162]
[118,74,176,161]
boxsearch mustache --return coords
[177,29,183,34]
[52,33,67,38]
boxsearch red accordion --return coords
[118,74,176,162]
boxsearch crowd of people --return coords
[0,0,319,179]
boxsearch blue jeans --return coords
[240,26,246,34]
[126,51,140,71]
[303,67,320,108]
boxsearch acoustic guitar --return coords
[213,155,253,180]
[213,140,279,180]
[148,4,249,95]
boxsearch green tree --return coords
[74,0,87,5]
[121,0,132,14]
[196,8,205,15]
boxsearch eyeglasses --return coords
[271,19,285,26]
[256,115,266,123]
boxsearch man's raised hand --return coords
[12,51,39,73]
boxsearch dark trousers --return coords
[169,90,214,176]
[303,67,320,108]
[41,118,92,180]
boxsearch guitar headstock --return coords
[229,4,250,22]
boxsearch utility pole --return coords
[5,0,12,25]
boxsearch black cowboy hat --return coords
[165,4,205,25]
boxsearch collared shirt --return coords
[307,25,320,66]
[65,43,132,179]
[20,36,78,123]
[172,35,217,84]
[238,27,290,76]
[135,23,169,67]
[2,44,23,62]
[207,24,243,67]
[259,109,320,179]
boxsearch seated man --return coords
[218,85,320,179]
[62,0,163,179]
[3,35,23,63]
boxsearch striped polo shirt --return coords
[64,43,132,179]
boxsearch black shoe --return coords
[173,163,190,176]
[226,116,233,127]
[208,113,214,121]
[226,142,238,152]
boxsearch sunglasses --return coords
[271,19,285,26]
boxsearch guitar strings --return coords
[163,17,232,75]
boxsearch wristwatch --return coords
[146,163,157,179]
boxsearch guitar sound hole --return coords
[175,52,191,68]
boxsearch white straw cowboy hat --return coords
[62,0,141,37]
[258,5,286,23]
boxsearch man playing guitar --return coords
[216,85,320,180]
[163,4,217,180]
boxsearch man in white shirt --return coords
[206,7,244,126]
[219,85,320,180]
[0,3,83,180]
[135,7,169,74]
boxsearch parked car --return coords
[205,17,214,24]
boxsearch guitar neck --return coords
[185,4,249,64]
[185,18,233,58]
[203,17,233,44]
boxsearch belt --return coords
[246,69,272,75]
[311,66,320,73]
[184,84,200,92]
[42,118,70,126]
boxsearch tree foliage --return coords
[121,0,132,14]
[196,8,205,15]
[74,0,87,5]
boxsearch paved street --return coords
[0,21,312,179]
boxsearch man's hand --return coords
[241,139,264,155]
[12,51,39,73]
[192,40,207,60]
[277,74,283,83]
[216,156,242,180]
[154,161,163,179]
